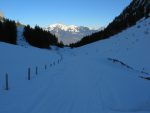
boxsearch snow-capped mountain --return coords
[45,24,101,45]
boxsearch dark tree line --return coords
[23,25,64,48]
[0,19,17,44]
[0,18,64,48]
[70,0,150,48]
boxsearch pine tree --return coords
[23,25,59,48]
[0,19,17,44]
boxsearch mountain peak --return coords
[48,23,79,32]
[45,24,100,45]
[49,23,66,27]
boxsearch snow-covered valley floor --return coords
[0,18,150,113]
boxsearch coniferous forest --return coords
[0,19,17,44]
[0,18,64,48]
[23,25,60,48]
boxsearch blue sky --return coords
[0,0,131,28]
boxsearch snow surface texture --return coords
[45,24,100,45]
[0,17,150,113]
[17,26,30,47]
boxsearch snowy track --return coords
[26,55,104,113]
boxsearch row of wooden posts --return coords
[4,56,63,90]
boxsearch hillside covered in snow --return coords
[0,16,150,113]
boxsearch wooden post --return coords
[36,66,38,75]
[5,73,9,90]
[28,68,31,80]
[45,65,47,70]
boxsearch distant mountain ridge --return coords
[45,24,102,45]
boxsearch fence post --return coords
[5,73,9,90]
[28,68,31,80]
[36,66,38,75]
[45,65,47,70]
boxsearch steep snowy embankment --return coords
[74,18,150,75]
[68,17,150,112]
[17,26,30,47]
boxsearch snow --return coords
[45,24,100,45]
[0,17,150,113]
[47,23,99,33]
[47,23,79,32]
[17,26,30,47]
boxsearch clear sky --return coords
[0,0,131,28]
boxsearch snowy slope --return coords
[69,17,150,112]
[0,17,150,113]
[74,17,150,75]
[0,42,63,113]
[17,26,30,47]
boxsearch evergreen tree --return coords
[57,41,64,48]
[23,25,59,49]
[0,19,17,44]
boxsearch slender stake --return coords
[5,73,9,90]
[45,65,47,70]
[36,66,38,75]
[28,68,31,80]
